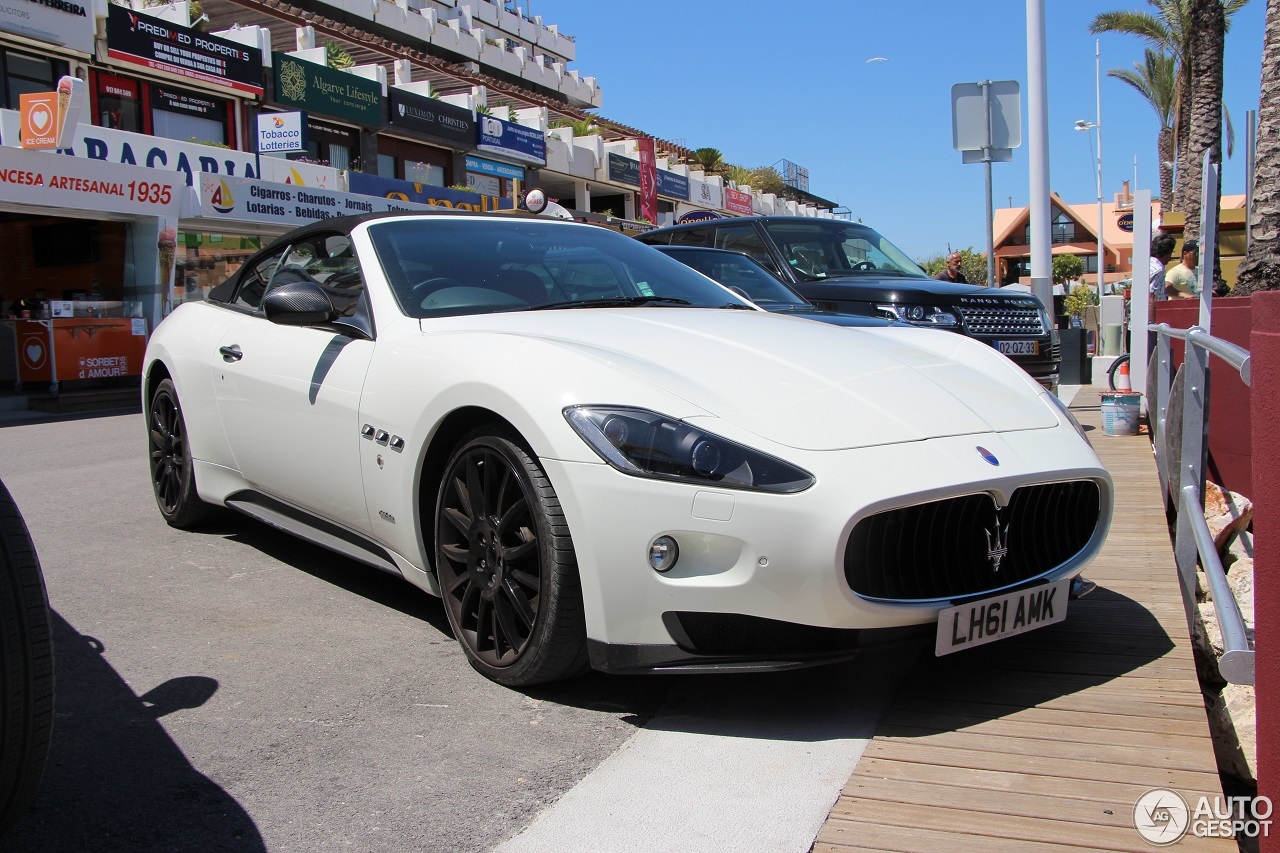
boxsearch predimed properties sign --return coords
[256,112,306,153]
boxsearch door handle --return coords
[219,345,243,362]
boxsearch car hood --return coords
[794,275,1036,305]
[419,308,1057,451]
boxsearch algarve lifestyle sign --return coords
[272,53,382,127]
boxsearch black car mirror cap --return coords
[263,281,337,326]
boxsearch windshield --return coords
[660,249,809,307]
[760,221,929,281]
[368,218,754,318]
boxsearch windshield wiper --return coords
[527,296,692,311]
[718,302,757,310]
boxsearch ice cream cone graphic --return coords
[158,225,177,292]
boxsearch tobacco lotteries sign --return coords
[106,5,263,95]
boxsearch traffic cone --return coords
[1116,358,1132,392]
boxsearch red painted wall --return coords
[1251,291,1277,842]
[1153,298,1254,497]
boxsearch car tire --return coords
[0,478,54,835]
[434,430,589,686]
[147,378,214,529]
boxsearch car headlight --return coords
[564,406,814,493]
[875,303,960,327]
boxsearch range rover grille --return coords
[845,481,1100,602]
[956,303,1046,336]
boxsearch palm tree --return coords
[692,147,724,174]
[1091,0,1248,212]
[1233,0,1280,294]
[1108,49,1178,213]
[1181,0,1226,247]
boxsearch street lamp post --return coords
[1075,40,1104,310]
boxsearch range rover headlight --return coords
[875,303,960,327]
[564,406,814,493]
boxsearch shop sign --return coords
[0,144,184,216]
[606,153,688,200]
[0,0,95,56]
[607,152,639,188]
[467,173,500,198]
[465,155,524,181]
[199,173,437,226]
[476,115,545,166]
[19,77,84,150]
[273,53,382,127]
[347,171,512,212]
[1117,212,1134,233]
[43,122,336,188]
[17,319,145,383]
[657,170,689,201]
[106,5,264,96]
[690,178,721,209]
[257,111,306,153]
[153,86,224,121]
[389,89,475,146]
[724,187,754,215]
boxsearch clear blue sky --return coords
[525,0,1267,261]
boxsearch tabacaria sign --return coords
[199,173,435,226]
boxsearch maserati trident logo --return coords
[984,499,1010,572]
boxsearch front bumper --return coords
[542,421,1113,666]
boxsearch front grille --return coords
[956,303,1046,336]
[663,612,862,657]
[845,480,1100,602]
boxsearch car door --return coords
[213,233,376,535]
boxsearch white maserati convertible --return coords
[144,211,1112,685]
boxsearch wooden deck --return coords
[816,388,1233,852]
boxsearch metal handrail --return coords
[1152,324,1252,385]
[1146,318,1255,685]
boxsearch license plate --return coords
[996,340,1039,355]
[935,579,1069,656]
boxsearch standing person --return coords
[1148,233,1177,308]
[934,252,968,283]
[1164,239,1200,298]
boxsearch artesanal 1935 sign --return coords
[272,53,382,127]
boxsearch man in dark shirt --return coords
[935,252,967,283]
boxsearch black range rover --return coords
[637,216,1060,391]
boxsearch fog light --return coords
[649,536,679,572]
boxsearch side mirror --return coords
[262,281,336,326]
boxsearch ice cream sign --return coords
[19,76,85,150]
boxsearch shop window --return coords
[406,160,444,186]
[96,74,141,133]
[1,49,68,110]
[151,86,228,146]
[377,154,396,179]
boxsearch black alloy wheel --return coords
[147,379,213,529]
[435,431,587,686]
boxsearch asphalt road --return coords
[0,409,908,852]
